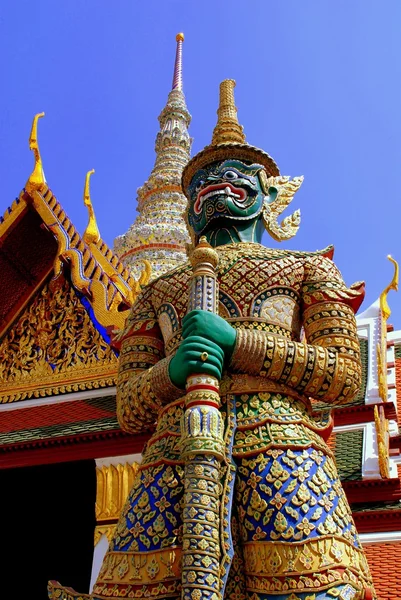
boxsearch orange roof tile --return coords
[364,542,401,599]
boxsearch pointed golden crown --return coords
[182,79,279,192]
[211,80,245,145]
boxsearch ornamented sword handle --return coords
[181,237,225,600]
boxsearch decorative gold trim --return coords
[0,195,28,240]
[26,187,142,332]
[0,278,118,403]
[94,524,117,546]
[82,169,100,245]
[96,462,140,522]
[230,328,267,375]
[380,255,399,320]
[96,548,181,585]
[374,404,390,479]
[26,112,46,194]
[377,255,399,402]
[261,174,303,242]
[150,356,184,403]
[243,535,368,577]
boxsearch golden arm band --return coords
[230,306,362,406]
[116,328,182,433]
[150,355,185,404]
[230,328,268,374]
[117,361,183,434]
[117,367,162,434]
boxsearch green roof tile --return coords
[0,395,119,446]
[351,500,401,513]
[335,429,363,481]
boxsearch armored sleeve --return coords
[230,255,364,406]
[116,285,183,434]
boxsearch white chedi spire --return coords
[114,33,192,280]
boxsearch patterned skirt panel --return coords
[92,394,376,600]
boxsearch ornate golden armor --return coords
[91,243,375,600]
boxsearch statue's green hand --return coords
[182,310,237,361]
[168,335,225,389]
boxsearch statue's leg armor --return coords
[224,511,247,600]
[92,462,184,600]
[234,447,376,600]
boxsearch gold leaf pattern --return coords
[0,278,117,402]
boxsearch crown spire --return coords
[114,34,192,280]
[172,33,184,91]
[26,112,46,193]
[211,79,245,146]
[182,79,279,192]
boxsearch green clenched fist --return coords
[183,310,237,359]
[168,335,225,389]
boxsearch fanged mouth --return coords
[194,182,247,215]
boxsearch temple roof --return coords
[0,117,148,405]
[0,183,141,340]
[0,392,150,469]
[0,395,119,446]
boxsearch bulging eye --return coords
[223,170,238,180]
[195,180,205,192]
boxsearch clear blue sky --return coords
[2,1,401,326]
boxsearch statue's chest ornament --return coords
[157,252,304,348]
[157,303,180,348]
[251,288,302,336]
[217,254,303,325]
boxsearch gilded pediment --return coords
[0,276,118,403]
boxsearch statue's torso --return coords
[151,243,313,353]
[142,243,333,468]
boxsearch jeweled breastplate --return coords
[151,243,309,354]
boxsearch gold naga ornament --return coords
[26,111,46,194]
[182,79,303,242]
[83,168,101,245]
[377,255,399,403]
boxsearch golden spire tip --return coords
[176,32,184,42]
[211,79,246,146]
[26,112,46,193]
[84,168,95,205]
[83,169,101,245]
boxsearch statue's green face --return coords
[187,159,266,236]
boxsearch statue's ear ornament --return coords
[260,171,304,242]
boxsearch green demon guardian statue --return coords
[49,80,376,600]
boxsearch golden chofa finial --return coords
[83,169,101,245]
[26,112,46,194]
[211,79,246,146]
[380,255,399,321]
